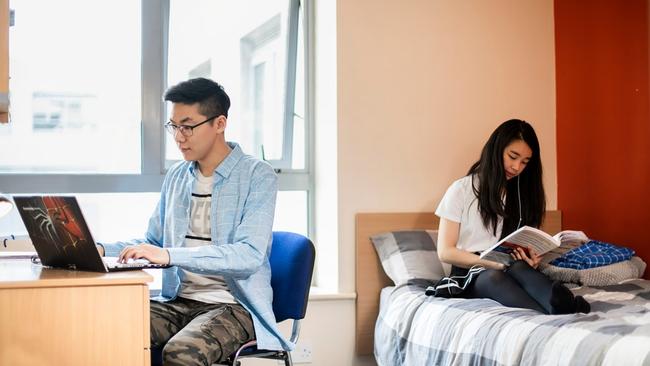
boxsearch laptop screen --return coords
[13,196,106,271]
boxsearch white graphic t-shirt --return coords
[178,172,236,304]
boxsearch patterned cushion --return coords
[370,230,447,285]
[540,256,647,286]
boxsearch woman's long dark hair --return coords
[467,119,546,240]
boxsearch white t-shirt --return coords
[178,172,236,304]
[435,175,502,253]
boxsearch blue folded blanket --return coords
[550,240,635,270]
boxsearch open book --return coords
[479,226,588,265]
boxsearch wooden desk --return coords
[0,259,152,366]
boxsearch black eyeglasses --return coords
[164,115,221,137]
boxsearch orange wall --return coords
[555,0,650,276]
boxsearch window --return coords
[165,0,306,170]
[165,0,310,235]
[1,0,141,174]
[0,0,311,240]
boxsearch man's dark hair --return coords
[164,77,231,118]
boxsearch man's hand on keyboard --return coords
[118,244,170,265]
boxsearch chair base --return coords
[222,351,291,366]
[152,342,293,366]
[218,340,293,366]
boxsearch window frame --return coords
[1,0,168,193]
[1,0,314,238]
[272,0,299,170]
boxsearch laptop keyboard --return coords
[104,258,168,269]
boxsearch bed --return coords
[355,212,650,365]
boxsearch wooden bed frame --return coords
[355,210,562,355]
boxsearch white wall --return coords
[338,0,557,291]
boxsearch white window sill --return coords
[308,286,356,301]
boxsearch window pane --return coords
[0,193,159,241]
[166,0,293,164]
[75,193,159,243]
[292,5,305,170]
[1,191,306,250]
[273,190,308,236]
[0,0,142,174]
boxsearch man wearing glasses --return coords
[97,78,289,365]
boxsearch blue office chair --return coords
[221,231,315,366]
[152,231,315,366]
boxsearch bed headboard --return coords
[355,210,562,355]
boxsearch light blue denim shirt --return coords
[102,142,290,351]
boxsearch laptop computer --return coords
[13,195,169,272]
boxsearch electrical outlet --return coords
[288,341,312,364]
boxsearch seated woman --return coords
[436,119,590,314]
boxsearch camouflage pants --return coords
[151,297,255,366]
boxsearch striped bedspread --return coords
[375,279,650,366]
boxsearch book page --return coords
[481,249,514,265]
[544,230,589,263]
[506,230,559,255]
[480,226,559,264]
[552,230,589,243]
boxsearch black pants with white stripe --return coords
[453,260,581,314]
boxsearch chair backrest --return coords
[269,231,315,323]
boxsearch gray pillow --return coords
[370,230,447,285]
